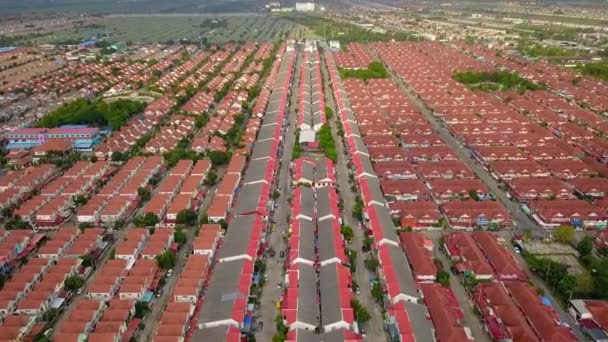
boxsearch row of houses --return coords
[190,46,256,154]
[282,176,360,338]
[297,47,326,135]
[326,48,473,342]
[0,163,58,216]
[140,159,211,227]
[76,156,164,227]
[14,160,112,228]
[340,60,510,230]
[373,41,608,230]
[0,226,106,340]
[191,44,296,341]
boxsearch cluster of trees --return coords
[5,215,31,230]
[318,124,337,163]
[339,62,389,81]
[134,212,159,227]
[35,98,146,130]
[273,314,289,342]
[292,131,302,160]
[350,299,371,323]
[453,71,545,92]
[523,252,577,301]
[352,196,364,221]
[519,43,578,58]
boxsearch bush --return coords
[364,257,379,272]
[64,275,85,291]
[437,270,450,286]
[577,236,594,257]
[340,225,354,243]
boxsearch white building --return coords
[295,2,315,12]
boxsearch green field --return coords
[18,15,318,45]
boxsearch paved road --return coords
[320,48,386,341]
[435,250,490,342]
[367,47,584,340]
[255,49,301,342]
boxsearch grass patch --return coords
[576,61,608,82]
[318,124,337,163]
[453,71,545,92]
[339,61,388,81]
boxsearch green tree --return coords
[111,151,126,162]
[155,251,176,270]
[350,299,370,323]
[364,257,379,272]
[437,270,450,287]
[176,209,197,226]
[362,236,374,252]
[352,197,364,221]
[73,195,88,206]
[577,236,594,257]
[554,225,575,243]
[78,222,94,232]
[195,115,208,128]
[371,282,383,302]
[64,275,85,291]
[208,150,231,166]
[134,212,159,227]
[340,225,354,243]
[137,187,151,202]
[203,171,217,186]
[324,106,334,120]
[5,215,31,230]
[468,189,480,201]
[79,254,93,267]
[134,302,150,318]
[174,226,187,245]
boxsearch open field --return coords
[17,15,317,45]
[0,0,266,15]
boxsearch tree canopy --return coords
[176,209,197,226]
[453,71,545,92]
[156,250,176,270]
[554,225,575,243]
[35,98,146,130]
